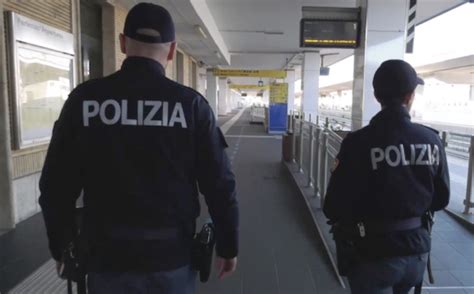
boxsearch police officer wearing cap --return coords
[39,3,238,294]
[323,60,450,294]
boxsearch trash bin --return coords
[282,132,293,162]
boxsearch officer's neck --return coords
[381,103,411,112]
[126,53,168,69]
[381,103,410,110]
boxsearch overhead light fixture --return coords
[195,25,208,39]
[263,31,284,35]
[221,29,284,35]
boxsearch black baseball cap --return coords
[373,60,424,100]
[123,3,175,44]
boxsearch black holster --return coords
[415,211,435,294]
[60,208,87,294]
[60,235,87,294]
[331,224,361,276]
[191,222,216,283]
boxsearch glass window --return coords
[15,44,74,147]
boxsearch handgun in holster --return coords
[415,211,436,294]
[330,223,361,276]
[192,222,216,283]
[59,208,87,294]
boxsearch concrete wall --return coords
[166,60,174,80]
[13,174,41,223]
[114,4,127,69]
[0,0,16,230]
[197,67,207,96]
[183,53,191,87]
[4,0,72,33]
[102,1,128,74]
[166,49,201,90]
[102,3,117,76]
[0,0,77,228]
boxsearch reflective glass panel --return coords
[17,45,74,146]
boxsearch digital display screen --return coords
[300,19,360,48]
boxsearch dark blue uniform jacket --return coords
[39,57,238,272]
[323,106,449,258]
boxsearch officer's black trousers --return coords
[347,253,428,294]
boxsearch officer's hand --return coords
[216,257,237,280]
[56,261,65,279]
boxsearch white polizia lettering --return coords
[370,144,440,170]
[371,148,384,170]
[144,101,162,126]
[169,102,187,128]
[83,101,99,127]
[82,99,188,128]
[100,100,121,125]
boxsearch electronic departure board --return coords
[300,19,360,48]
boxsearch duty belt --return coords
[356,217,422,237]
[108,226,180,240]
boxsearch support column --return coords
[231,90,240,109]
[286,70,296,114]
[197,67,206,96]
[218,77,228,115]
[226,87,232,113]
[206,69,218,118]
[352,0,409,130]
[72,0,83,84]
[302,52,320,122]
[470,85,474,101]
[0,0,16,230]
[102,2,117,76]
[263,89,269,106]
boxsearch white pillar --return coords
[197,67,207,96]
[226,87,232,113]
[286,70,296,114]
[229,90,235,110]
[206,69,218,118]
[352,0,409,130]
[263,89,269,106]
[302,52,320,122]
[0,1,15,230]
[218,78,228,115]
[232,90,240,108]
[470,85,474,101]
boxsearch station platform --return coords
[1,108,473,294]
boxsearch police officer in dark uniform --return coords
[323,60,450,294]
[39,3,238,293]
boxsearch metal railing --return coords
[444,132,471,159]
[320,110,472,159]
[464,136,474,214]
[289,111,342,208]
[289,111,474,215]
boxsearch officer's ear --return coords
[119,34,127,54]
[404,91,416,110]
[167,42,177,61]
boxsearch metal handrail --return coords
[464,137,474,214]
[288,111,474,215]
